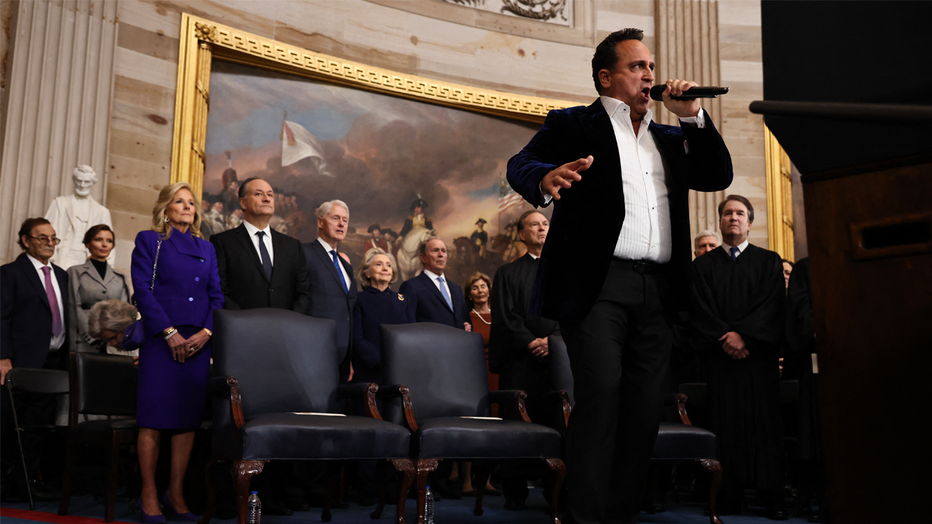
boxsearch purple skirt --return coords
[136,325,210,429]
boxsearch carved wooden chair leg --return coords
[415,459,440,524]
[473,461,493,516]
[199,458,219,524]
[546,458,566,524]
[700,459,724,524]
[391,459,416,524]
[232,460,266,524]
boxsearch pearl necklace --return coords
[471,308,491,325]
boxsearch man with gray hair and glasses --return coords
[303,200,357,381]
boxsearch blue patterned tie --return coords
[331,250,348,293]
[256,231,272,281]
[730,246,739,261]
[437,276,453,310]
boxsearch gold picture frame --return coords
[764,125,794,260]
[169,13,577,196]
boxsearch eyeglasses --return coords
[29,235,61,245]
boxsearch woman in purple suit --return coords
[131,182,223,523]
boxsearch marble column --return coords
[654,0,725,245]
[0,0,118,264]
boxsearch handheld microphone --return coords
[649,85,730,101]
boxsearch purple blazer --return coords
[131,228,224,339]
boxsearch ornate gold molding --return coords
[170,14,576,192]
[765,125,794,260]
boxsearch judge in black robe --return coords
[490,253,560,422]
[689,196,786,513]
[489,211,560,507]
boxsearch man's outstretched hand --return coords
[541,156,593,201]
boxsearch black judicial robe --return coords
[689,244,786,490]
[489,254,560,423]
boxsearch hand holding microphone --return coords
[653,79,729,119]
[649,85,730,101]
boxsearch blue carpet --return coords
[1,488,812,523]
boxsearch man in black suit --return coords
[507,28,733,524]
[211,177,310,312]
[1,217,70,500]
[303,200,357,379]
[399,237,471,330]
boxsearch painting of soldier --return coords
[201,60,550,290]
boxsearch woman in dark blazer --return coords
[352,248,414,386]
[131,182,223,523]
[67,224,132,354]
[351,247,413,503]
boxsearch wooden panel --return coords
[803,159,932,524]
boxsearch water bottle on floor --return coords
[425,485,435,524]
[247,491,261,524]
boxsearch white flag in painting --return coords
[281,120,333,177]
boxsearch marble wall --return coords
[1,0,767,272]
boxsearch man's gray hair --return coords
[73,165,98,182]
[694,230,721,249]
[316,199,349,220]
[418,236,442,256]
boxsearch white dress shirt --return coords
[539,98,706,264]
[720,239,750,258]
[243,220,274,266]
[27,254,66,350]
[422,269,453,307]
[317,237,351,287]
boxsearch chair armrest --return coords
[663,392,692,425]
[489,389,531,423]
[543,389,573,428]
[377,384,418,432]
[337,382,381,420]
[207,375,245,431]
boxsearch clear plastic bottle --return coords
[247,491,261,524]
[425,485,435,524]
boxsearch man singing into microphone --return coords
[507,28,733,524]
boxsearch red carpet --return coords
[0,507,120,524]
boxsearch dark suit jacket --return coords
[303,240,357,361]
[507,99,734,322]
[211,224,311,313]
[399,271,470,329]
[1,253,70,369]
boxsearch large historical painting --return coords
[172,14,573,289]
[201,60,545,287]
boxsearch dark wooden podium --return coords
[757,2,932,522]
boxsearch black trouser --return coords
[560,260,672,524]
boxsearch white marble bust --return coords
[46,165,114,269]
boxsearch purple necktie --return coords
[43,266,63,337]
